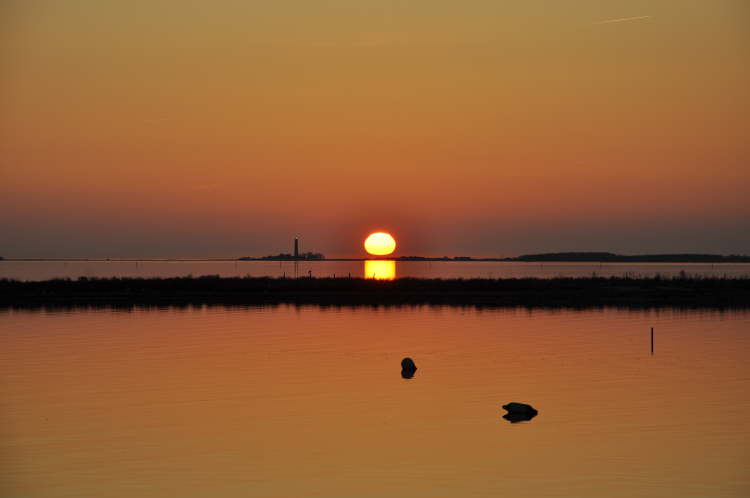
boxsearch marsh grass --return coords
[1,274,749,309]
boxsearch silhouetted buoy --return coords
[502,402,538,423]
[401,357,417,379]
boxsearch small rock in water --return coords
[401,357,417,379]
[401,357,417,371]
[502,402,538,423]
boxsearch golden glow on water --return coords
[1,307,749,497]
[364,260,396,280]
[364,232,396,256]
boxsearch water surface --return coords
[1,306,748,497]
[2,260,749,281]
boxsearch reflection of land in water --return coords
[364,260,396,280]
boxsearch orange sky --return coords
[1,1,748,257]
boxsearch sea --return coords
[1,259,749,281]
[1,262,748,497]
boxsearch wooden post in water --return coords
[650,327,654,355]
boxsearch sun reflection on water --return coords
[364,260,396,280]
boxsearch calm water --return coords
[2,260,749,281]
[1,306,748,497]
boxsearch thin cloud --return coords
[594,15,651,25]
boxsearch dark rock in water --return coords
[502,402,537,414]
[401,357,417,379]
[503,411,537,423]
[401,369,416,379]
[401,357,417,371]
[502,402,538,423]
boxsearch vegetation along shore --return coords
[2,275,749,309]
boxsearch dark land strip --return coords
[2,276,749,310]
[4,252,750,263]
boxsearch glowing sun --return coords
[364,232,396,256]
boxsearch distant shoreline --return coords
[3,252,750,264]
[2,275,749,309]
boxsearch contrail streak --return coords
[595,15,651,25]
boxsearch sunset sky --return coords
[1,1,748,258]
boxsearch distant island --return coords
[237,252,750,263]
[506,252,750,263]
[2,252,748,263]
[239,252,324,261]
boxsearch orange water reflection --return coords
[364,260,396,280]
[1,308,749,497]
